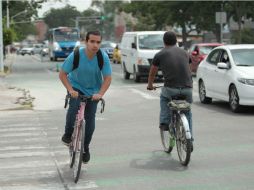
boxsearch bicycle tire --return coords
[73,122,85,183]
[160,129,174,153]
[176,114,191,166]
[69,122,78,168]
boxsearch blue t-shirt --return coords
[61,47,112,96]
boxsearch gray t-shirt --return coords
[153,46,193,88]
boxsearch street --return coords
[0,54,254,190]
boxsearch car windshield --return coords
[231,48,254,66]
[199,46,216,55]
[138,34,164,50]
[101,42,116,48]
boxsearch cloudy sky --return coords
[37,0,92,17]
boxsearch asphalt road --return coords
[0,54,254,190]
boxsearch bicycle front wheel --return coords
[73,122,85,183]
[69,126,77,168]
[160,128,174,153]
[176,114,191,166]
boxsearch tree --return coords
[225,1,254,43]
[2,0,45,41]
[43,5,81,28]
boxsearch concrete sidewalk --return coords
[0,54,34,111]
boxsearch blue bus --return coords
[48,27,80,61]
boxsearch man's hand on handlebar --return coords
[92,93,103,101]
[69,89,79,98]
[147,84,155,90]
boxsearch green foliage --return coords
[3,28,16,46]
[43,5,81,28]
[231,28,254,44]
[2,0,44,41]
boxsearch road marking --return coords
[131,89,159,100]
[68,180,98,189]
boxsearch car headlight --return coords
[137,58,149,65]
[53,42,62,51]
[238,78,254,86]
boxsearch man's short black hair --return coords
[86,30,102,41]
[163,31,177,46]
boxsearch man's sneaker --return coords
[61,134,71,146]
[83,149,90,163]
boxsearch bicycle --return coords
[150,86,192,166]
[64,94,105,183]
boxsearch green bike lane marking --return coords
[87,164,254,189]
[77,146,254,189]
[89,143,254,166]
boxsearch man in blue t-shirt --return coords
[59,31,112,163]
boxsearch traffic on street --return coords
[1,1,254,189]
[0,54,253,189]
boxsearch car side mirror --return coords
[217,62,229,69]
[191,51,198,56]
[131,43,137,49]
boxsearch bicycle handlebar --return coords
[147,85,163,90]
[64,94,105,113]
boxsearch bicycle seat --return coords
[168,100,190,111]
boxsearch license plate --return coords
[158,71,162,75]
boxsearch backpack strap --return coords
[72,46,80,71]
[72,47,104,71]
[96,49,104,70]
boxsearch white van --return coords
[120,31,165,82]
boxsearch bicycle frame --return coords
[72,101,86,155]
[173,110,192,140]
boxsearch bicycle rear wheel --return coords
[160,128,174,153]
[176,115,191,166]
[73,122,85,183]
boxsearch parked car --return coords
[189,43,222,74]
[196,44,254,112]
[112,44,121,64]
[20,46,34,55]
[100,41,116,59]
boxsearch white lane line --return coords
[68,180,98,189]
[131,89,159,100]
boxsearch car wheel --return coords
[229,85,241,113]
[199,80,212,104]
[122,62,130,79]
[133,66,140,82]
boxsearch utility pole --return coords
[0,0,4,72]
[6,0,9,28]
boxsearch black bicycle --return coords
[160,94,192,166]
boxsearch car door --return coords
[204,49,222,95]
[212,50,231,100]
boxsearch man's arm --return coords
[147,65,158,90]
[92,75,112,100]
[59,70,78,98]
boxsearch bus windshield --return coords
[54,28,79,42]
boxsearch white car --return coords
[197,44,254,112]
[20,47,34,55]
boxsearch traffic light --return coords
[101,16,105,21]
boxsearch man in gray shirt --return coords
[147,31,193,149]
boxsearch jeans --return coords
[65,96,98,148]
[160,87,193,137]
